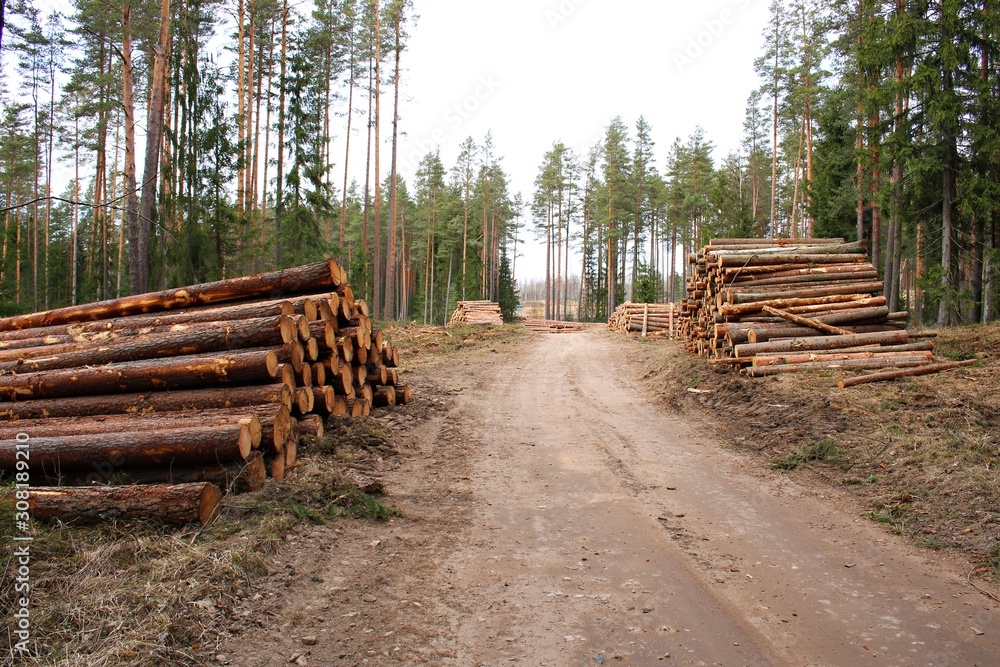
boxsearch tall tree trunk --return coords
[136,0,171,296]
[384,6,402,321]
[372,1,383,316]
[274,0,289,268]
[341,39,356,248]
[122,1,142,296]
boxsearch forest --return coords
[0,0,997,327]
[531,0,998,326]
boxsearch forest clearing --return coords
[0,312,996,665]
[2,0,1000,664]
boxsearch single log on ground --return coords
[21,482,223,526]
[397,384,412,405]
[837,359,979,388]
[0,384,293,420]
[0,349,279,401]
[0,259,342,332]
[0,423,255,472]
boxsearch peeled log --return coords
[735,330,912,357]
[0,423,255,472]
[837,359,979,388]
[0,316,296,374]
[761,306,852,336]
[0,384,292,420]
[0,349,279,401]
[21,482,224,525]
[0,259,342,332]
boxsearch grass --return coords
[770,438,841,471]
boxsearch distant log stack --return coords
[608,303,680,338]
[449,301,504,326]
[673,238,964,384]
[523,319,585,334]
[0,259,412,526]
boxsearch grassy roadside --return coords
[630,323,999,579]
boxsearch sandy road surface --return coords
[226,331,998,666]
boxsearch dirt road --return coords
[227,331,998,666]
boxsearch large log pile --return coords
[0,259,410,525]
[608,303,679,338]
[448,301,504,326]
[677,238,948,381]
[523,319,585,333]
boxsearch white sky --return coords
[15,0,772,286]
[392,0,773,283]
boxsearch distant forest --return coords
[0,0,997,326]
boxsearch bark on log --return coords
[22,482,223,525]
[716,253,869,267]
[0,296,298,343]
[721,294,878,318]
[0,316,296,374]
[837,359,979,388]
[311,386,335,415]
[0,384,293,420]
[0,349,279,401]
[0,259,342,331]
[0,423,255,471]
[35,451,267,494]
[297,414,324,439]
[373,386,396,408]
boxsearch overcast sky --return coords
[388,0,773,282]
[16,0,773,285]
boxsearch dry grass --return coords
[0,416,409,665]
[378,322,533,368]
[630,323,1000,570]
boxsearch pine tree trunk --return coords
[137,0,171,295]
[384,7,402,321]
[122,1,143,296]
[274,0,289,268]
[372,2,383,316]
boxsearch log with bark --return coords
[0,423,257,472]
[18,482,224,525]
[0,259,343,331]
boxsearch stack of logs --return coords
[678,238,947,379]
[0,258,410,526]
[523,319,585,334]
[608,303,679,338]
[449,301,504,326]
